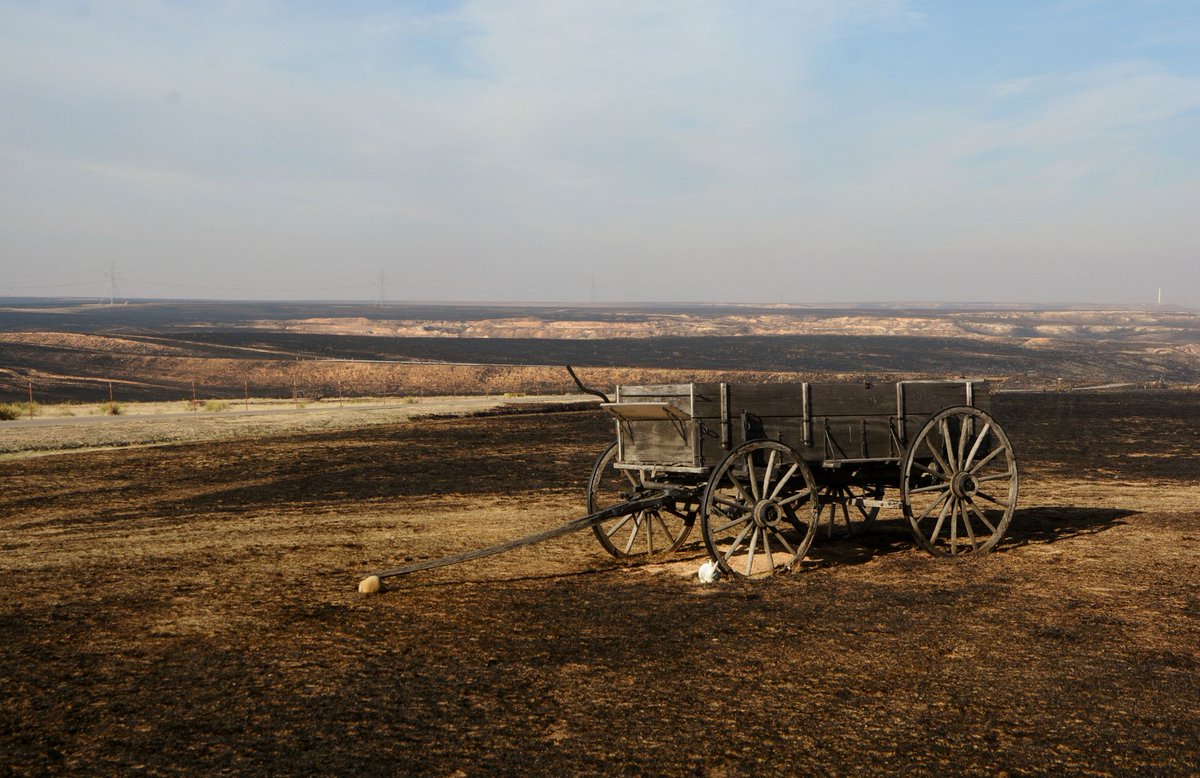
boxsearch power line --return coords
[105,262,121,305]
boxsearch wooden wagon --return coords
[363,376,1018,589]
[589,380,1019,578]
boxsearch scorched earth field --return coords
[2,390,1200,775]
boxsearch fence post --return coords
[192,380,197,412]
[245,380,249,411]
[28,380,34,419]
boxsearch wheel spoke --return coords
[712,513,751,534]
[950,499,959,554]
[745,456,761,501]
[654,512,675,540]
[769,464,799,500]
[745,527,759,577]
[762,449,777,498]
[960,500,979,550]
[976,470,1016,483]
[728,475,755,506]
[767,525,797,559]
[714,495,747,512]
[911,462,949,482]
[776,488,813,507]
[622,514,643,554]
[940,418,958,470]
[974,490,1008,508]
[916,489,951,522]
[923,435,954,479]
[762,526,775,571]
[911,482,952,496]
[927,496,953,545]
[964,497,998,533]
[957,414,970,472]
[964,423,992,469]
[723,522,754,563]
[605,513,633,538]
[968,445,1006,475]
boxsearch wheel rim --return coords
[816,481,883,538]
[587,442,695,561]
[902,407,1018,556]
[701,440,818,578]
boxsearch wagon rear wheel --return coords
[700,440,819,579]
[587,442,695,561]
[902,406,1018,556]
[817,481,883,537]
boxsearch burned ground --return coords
[3,302,1200,402]
[2,391,1199,775]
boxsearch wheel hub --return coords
[753,500,784,528]
[951,471,979,499]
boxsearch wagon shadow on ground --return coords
[798,506,1137,569]
[1000,505,1138,549]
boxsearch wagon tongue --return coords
[358,493,675,590]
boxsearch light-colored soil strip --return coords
[0,394,595,459]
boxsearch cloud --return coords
[0,1,1197,303]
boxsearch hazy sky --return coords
[2,1,1198,305]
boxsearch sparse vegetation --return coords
[0,403,28,420]
[204,399,230,412]
[101,401,122,416]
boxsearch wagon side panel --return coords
[897,380,991,446]
[610,384,704,469]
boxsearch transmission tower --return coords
[105,262,121,305]
[377,270,387,308]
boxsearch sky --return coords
[1,0,1198,306]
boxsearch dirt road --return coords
[2,391,1198,775]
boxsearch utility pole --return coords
[377,271,387,308]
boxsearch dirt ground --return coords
[2,391,1199,775]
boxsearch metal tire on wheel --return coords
[700,440,819,579]
[587,442,695,561]
[902,406,1018,557]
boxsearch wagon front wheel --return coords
[701,440,819,579]
[587,442,695,561]
[902,406,1018,556]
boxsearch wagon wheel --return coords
[816,481,884,538]
[700,440,819,579]
[587,442,696,561]
[902,406,1018,557]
